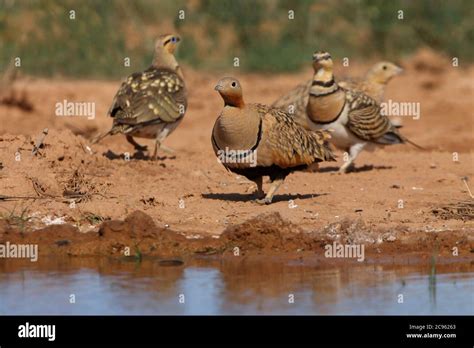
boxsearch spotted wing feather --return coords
[108,67,187,134]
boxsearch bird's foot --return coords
[254,189,265,200]
[338,163,355,174]
[134,144,148,152]
[126,135,148,152]
[255,197,272,205]
[159,145,175,154]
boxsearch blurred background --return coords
[1,0,473,77]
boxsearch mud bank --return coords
[0,211,472,263]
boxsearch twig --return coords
[30,177,54,198]
[63,192,116,199]
[0,192,115,202]
[461,177,473,199]
[32,128,49,156]
[0,194,52,201]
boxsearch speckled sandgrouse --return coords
[93,34,187,160]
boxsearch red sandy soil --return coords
[0,49,473,260]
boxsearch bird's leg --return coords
[305,162,320,173]
[151,141,174,161]
[251,177,265,200]
[151,139,161,161]
[151,128,175,159]
[126,135,148,152]
[339,142,366,173]
[256,177,284,205]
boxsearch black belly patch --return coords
[229,164,308,182]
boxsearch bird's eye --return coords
[231,82,236,87]
[171,37,177,43]
[383,65,387,70]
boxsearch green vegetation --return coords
[0,0,472,77]
[0,204,32,233]
[82,212,105,225]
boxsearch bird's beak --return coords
[214,84,223,91]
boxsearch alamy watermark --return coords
[324,241,365,262]
[0,242,38,262]
[18,322,55,341]
[55,99,95,120]
[380,99,420,120]
[216,147,257,167]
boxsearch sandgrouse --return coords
[93,34,187,160]
[272,61,402,117]
[212,77,335,205]
[338,61,403,103]
[306,51,421,173]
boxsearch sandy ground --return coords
[0,49,473,259]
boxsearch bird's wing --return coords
[109,67,187,129]
[260,105,335,167]
[338,77,363,91]
[345,91,402,144]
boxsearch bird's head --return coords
[215,77,244,108]
[368,61,403,84]
[312,51,333,72]
[152,34,183,78]
[155,34,181,55]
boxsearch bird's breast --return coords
[213,113,260,151]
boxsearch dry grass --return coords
[432,201,474,221]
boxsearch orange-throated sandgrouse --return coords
[212,77,335,204]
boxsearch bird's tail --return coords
[315,129,337,162]
[377,130,425,151]
[91,129,113,144]
[401,135,426,150]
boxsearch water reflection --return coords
[0,257,472,315]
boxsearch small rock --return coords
[55,239,70,247]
